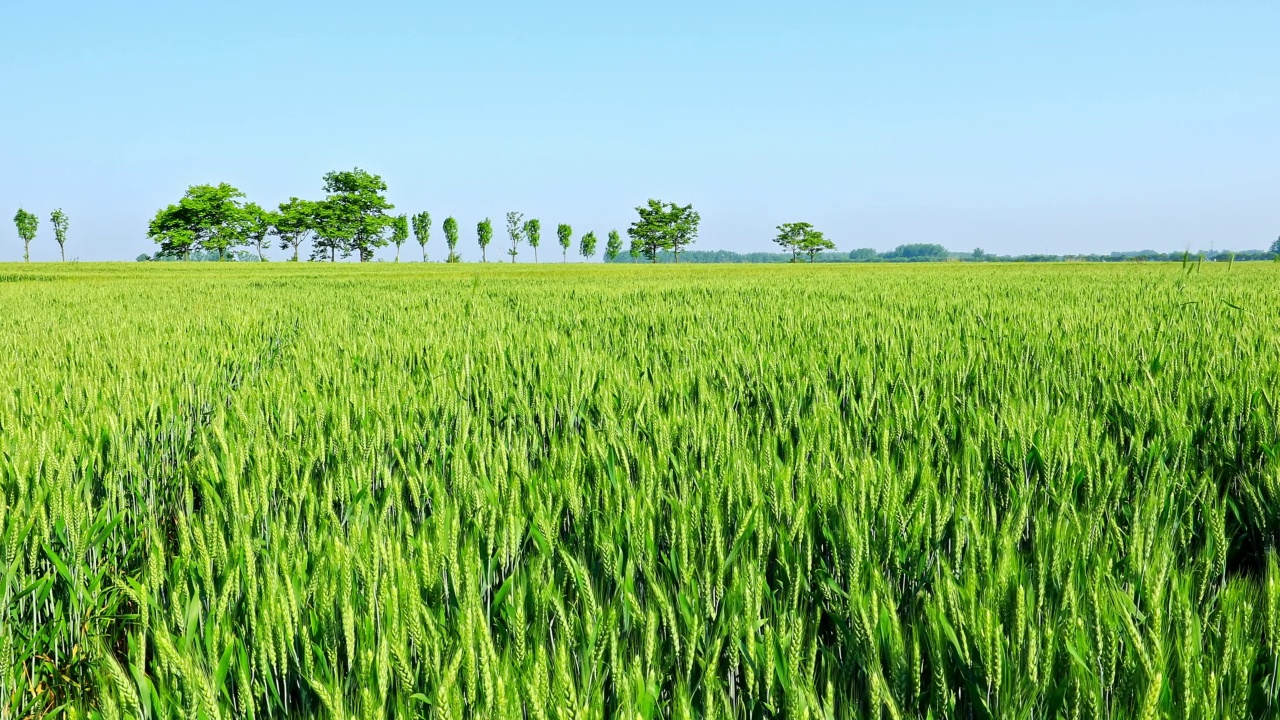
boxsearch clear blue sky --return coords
[2,1,1276,261]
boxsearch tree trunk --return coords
[258,242,264,262]
[534,247,538,263]
[422,245,427,262]
[60,244,65,261]
[23,242,29,262]
[293,245,299,262]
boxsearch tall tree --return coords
[49,209,68,261]
[272,198,317,261]
[524,218,541,262]
[242,202,274,261]
[773,222,802,262]
[13,208,37,262]
[505,211,524,262]
[443,217,459,262]
[665,202,700,263]
[798,227,834,262]
[391,214,410,261]
[627,199,700,263]
[604,229,622,262]
[629,236,640,262]
[147,183,247,260]
[477,218,493,262]
[314,168,394,262]
[1270,237,1280,255]
[579,231,598,261]
[412,212,432,261]
[773,222,827,263]
[557,223,573,263]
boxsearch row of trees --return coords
[147,169,707,263]
[11,208,70,261]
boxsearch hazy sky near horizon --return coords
[2,1,1277,261]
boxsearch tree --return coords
[147,183,247,260]
[391,214,410,261]
[13,208,37,262]
[629,236,640,262]
[524,218,541,262]
[314,168,394,262]
[972,247,986,261]
[627,199,700,262]
[798,227,834,262]
[848,248,878,261]
[772,222,809,262]
[506,211,524,262]
[1270,236,1280,255]
[477,218,493,262]
[557,223,573,262]
[443,217,460,262]
[241,202,274,261]
[579,231,598,261]
[412,212,432,261]
[273,198,317,261]
[49,209,68,261]
[604,229,622,262]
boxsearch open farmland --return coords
[2,262,1279,719]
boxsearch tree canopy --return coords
[412,212,432,261]
[242,202,274,261]
[273,198,318,262]
[627,199,700,263]
[557,223,573,262]
[579,231,597,260]
[477,218,493,262]
[604,230,622,262]
[443,217,459,262]
[313,168,394,262]
[49,209,68,261]
[524,218,541,262]
[13,208,38,262]
[147,183,247,260]
[505,212,524,262]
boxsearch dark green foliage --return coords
[12,207,38,262]
[443,216,459,262]
[579,230,597,260]
[49,209,68,261]
[477,217,493,262]
[313,168,394,262]
[604,230,622,262]
[412,211,432,261]
[147,183,247,260]
[242,202,275,261]
[391,214,410,261]
[883,242,949,260]
[524,218,541,263]
[627,199,700,262]
[273,198,318,261]
[557,222,572,262]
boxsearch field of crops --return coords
[1,262,1278,719]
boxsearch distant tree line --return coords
[140,169,704,264]
[655,242,1280,264]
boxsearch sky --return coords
[1,1,1277,261]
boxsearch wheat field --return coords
[1,262,1278,719]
